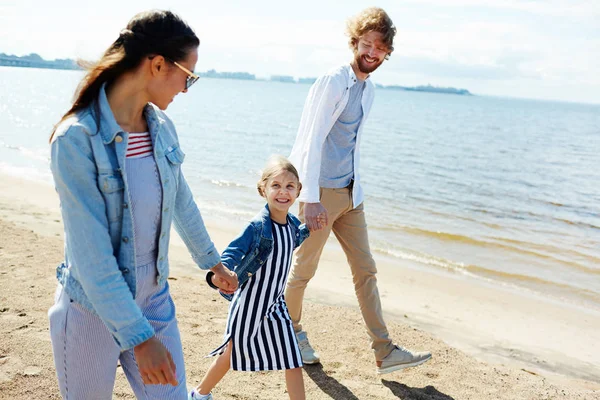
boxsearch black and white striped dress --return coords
[208,220,303,371]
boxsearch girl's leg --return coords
[195,341,232,395]
[48,285,121,399]
[285,367,306,400]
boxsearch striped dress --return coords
[208,220,303,371]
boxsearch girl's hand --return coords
[210,262,238,294]
[210,273,236,295]
[309,213,326,232]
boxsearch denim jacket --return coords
[50,84,221,350]
[207,204,310,301]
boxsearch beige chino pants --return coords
[285,186,395,361]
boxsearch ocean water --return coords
[1,66,599,310]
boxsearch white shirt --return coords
[289,64,375,207]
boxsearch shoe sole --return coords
[376,355,432,375]
[302,358,321,365]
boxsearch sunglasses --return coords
[168,59,200,90]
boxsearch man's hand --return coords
[304,202,328,231]
[210,262,238,294]
[133,336,178,386]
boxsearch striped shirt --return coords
[126,132,153,158]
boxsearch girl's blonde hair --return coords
[257,155,302,197]
[346,7,396,59]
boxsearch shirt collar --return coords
[346,63,369,89]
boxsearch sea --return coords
[1,66,598,312]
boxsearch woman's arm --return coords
[172,171,238,291]
[51,125,153,350]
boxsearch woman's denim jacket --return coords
[207,204,310,301]
[50,84,221,350]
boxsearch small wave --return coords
[490,236,600,266]
[209,179,247,188]
[197,202,256,220]
[375,224,600,275]
[555,218,600,230]
[373,246,600,307]
[0,142,49,162]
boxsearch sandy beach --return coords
[0,171,599,399]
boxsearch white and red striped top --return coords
[126,132,153,158]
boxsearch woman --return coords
[48,10,238,399]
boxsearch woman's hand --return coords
[210,262,238,294]
[133,336,178,386]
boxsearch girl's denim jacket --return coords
[207,204,310,300]
[50,84,220,350]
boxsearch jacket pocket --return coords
[98,173,124,222]
[164,145,185,186]
[165,145,185,164]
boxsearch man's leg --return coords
[285,188,351,364]
[331,201,395,361]
[285,191,335,333]
[333,201,432,372]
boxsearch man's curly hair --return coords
[346,7,396,59]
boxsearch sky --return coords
[1,0,599,104]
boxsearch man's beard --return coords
[354,53,384,74]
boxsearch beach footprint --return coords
[0,353,23,384]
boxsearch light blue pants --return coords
[48,261,187,399]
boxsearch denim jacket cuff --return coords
[192,248,221,271]
[206,271,219,290]
[113,317,155,350]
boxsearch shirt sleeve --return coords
[291,74,345,203]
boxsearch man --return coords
[286,7,432,374]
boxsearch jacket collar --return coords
[97,83,163,144]
[256,203,298,240]
[345,63,370,90]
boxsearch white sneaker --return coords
[188,389,213,400]
[376,345,432,374]
[296,330,320,364]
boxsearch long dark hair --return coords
[49,9,199,142]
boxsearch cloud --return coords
[389,53,541,81]
[407,0,600,19]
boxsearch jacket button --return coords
[122,237,129,243]
[247,272,252,277]
[115,135,123,143]
[123,203,128,209]
[122,268,129,274]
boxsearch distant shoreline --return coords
[0,53,473,96]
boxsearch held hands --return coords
[304,202,328,232]
[210,262,238,295]
[133,336,178,386]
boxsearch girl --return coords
[189,156,322,400]
[48,10,237,399]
